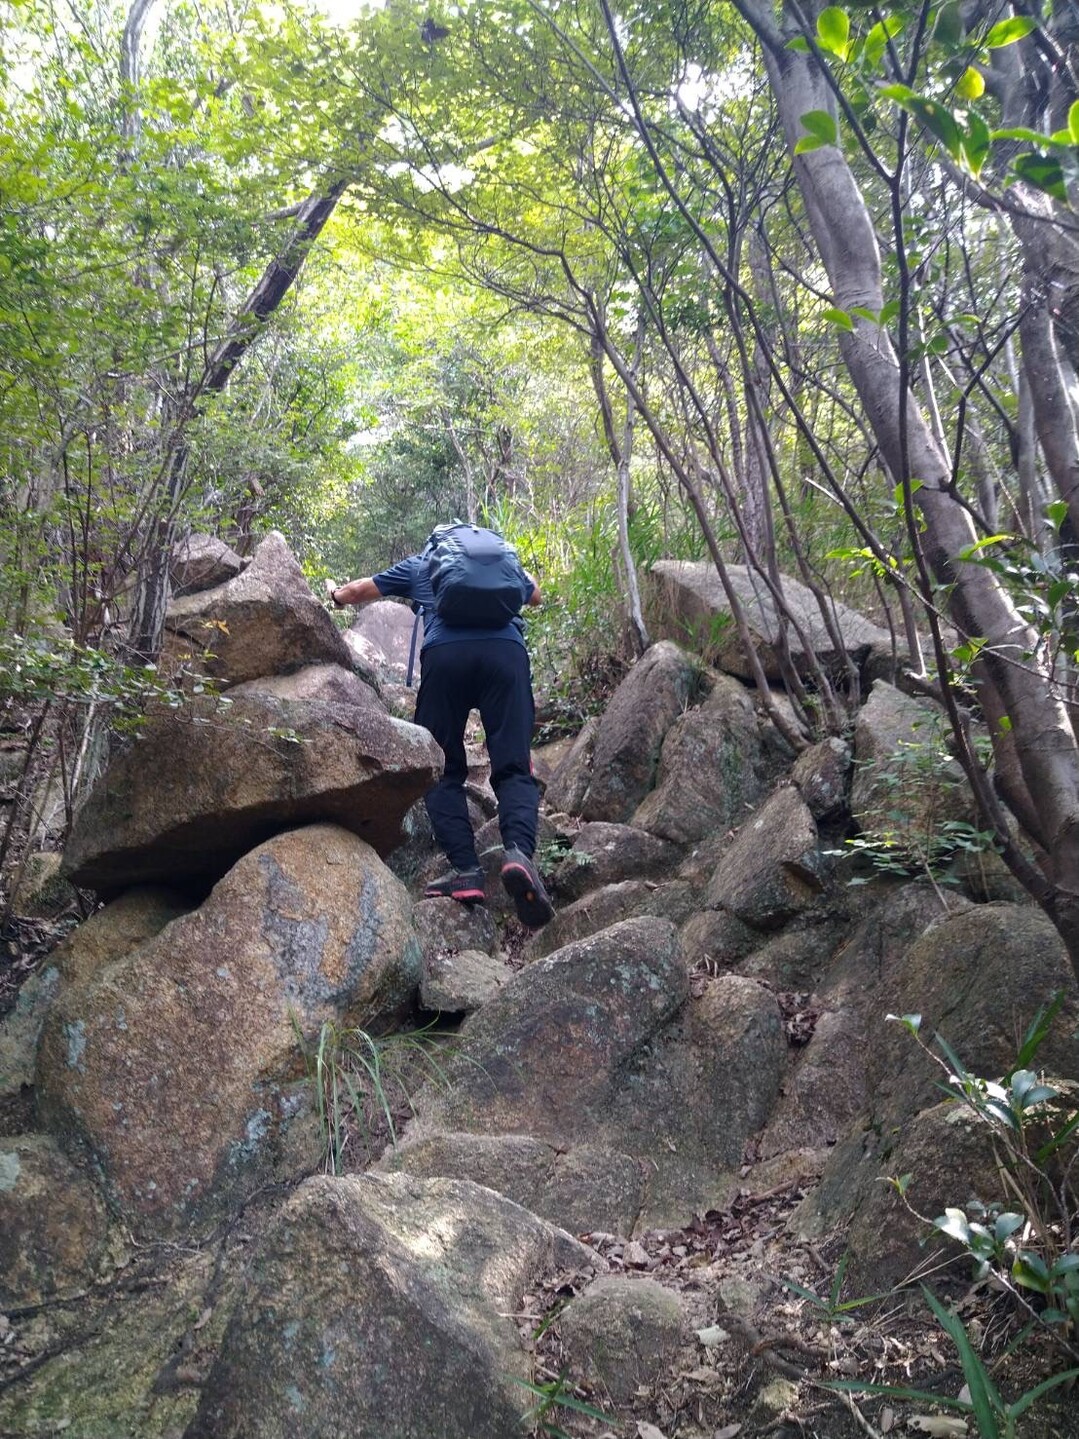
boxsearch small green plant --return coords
[782,1252,887,1325]
[513,1374,609,1438]
[0,630,217,729]
[829,1284,1079,1439]
[809,1004,1079,1436]
[828,725,998,887]
[888,1003,1079,1344]
[535,835,594,884]
[293,1016,452,1174]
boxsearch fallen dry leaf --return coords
[695,1324,730,1348]
[680,1366,719,1384]
[637,1424,669,1439]
[907,1417,967,1436]
[714,1425,742,1439]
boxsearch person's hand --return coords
[324,579,345,608]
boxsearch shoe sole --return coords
[501,862,554,928]
[425,886,486,903]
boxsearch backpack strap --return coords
[406,608,421,687]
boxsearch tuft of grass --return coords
[513,1374,610,1438]
[292,1014,453,1174]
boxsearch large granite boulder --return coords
[412,893,501,960]
[420,948,511,1014]
[0,964,62,1113]
[395,920,786,1228]
[0,1132,111,1306]
[633,672,770,843]
[346,598,422,683]
[844,1102,1004,1291]
[705,786,826,930]
[525,879,698,961]
[578,642,700,822]
[552,822,680,901]
[544,716,599,816]
[1,888,191,1125]
[387,1132,646,1236]
[850,681,974,855]
[169,533,245,596]
[7,851,77,919]
[759,1006,869,1158]
[869,902,1079,1128]
[791,736,852,820]
[645,559,895,682]
[229,661,381,709]
[165,530,351,686]
[184,1172,595,1439]
[600,973,786,1223]
[62,692,442,892]
[422,918,688,1142]
[39,825,420,1237]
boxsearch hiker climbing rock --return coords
[330,522,554,928]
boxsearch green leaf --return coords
[1036,1109,1079,1163]
[1048,578,1072,607]
[990,126,1050,145]
[1008,1368,1079,1419]
[864,15,904,68]
[1013,1251,1051,1292]
[905,95,965,159]
[993,1212,1025,1242]
[801,109,839,143]
[956,66,985,102]
[922,1286,1004,1434]
[1011,151,1068,201]
[823,306,855,331]
[963,113,991,176]
[1047,499,1069,530]
[886,1012,922,1034]
[984,15,1037,48]
[893,477,924,506]
[826,1379,973,1410]
[933,1,964,48]
[1070,100,1079,146]
[934,1207,972,1244]
[795,109,839,153]
[786,34,811,53]
[959,533,1015,557]
[817,6,851,58]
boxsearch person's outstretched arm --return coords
[329,577,382,607]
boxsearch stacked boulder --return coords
[5,532,444,1252]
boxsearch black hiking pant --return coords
[415,638,539,871]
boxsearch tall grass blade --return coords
[922,1286,1003,1437]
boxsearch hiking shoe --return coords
[501,847,554,929]
[424,867,486,904]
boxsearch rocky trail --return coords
[0,534,1076,1439]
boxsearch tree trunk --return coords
[589,326,649,654]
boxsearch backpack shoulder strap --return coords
[406,609,422,687]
